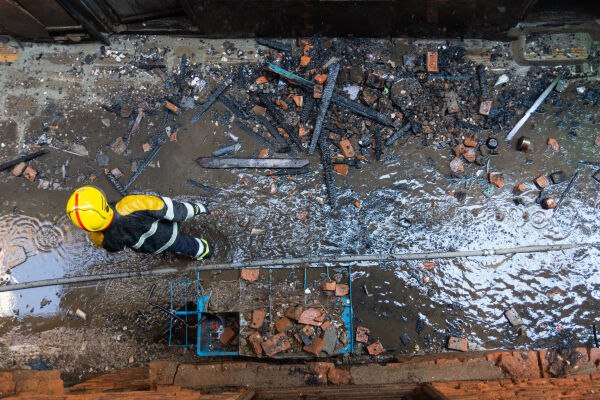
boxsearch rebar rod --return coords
[0,244,595,293]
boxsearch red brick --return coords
[513,184,526,195]
[367,340,384,356]
[284,306,303,321]
[165,101,180,114]
[463,138,477,147]
[142,142,152,152]
[426,51,438,73]
[322,281,336,291]
[321,320,331,331]
[534,175,550,189]
[248,331,263,355]
[261,333,291,357]
[241,269,259,283]
[313,84,323,99]
[219,327,236,345]
[12,162,26,176]
[498,351,541,379]
[338,139,355,158]
[313,74,328,84]
[447,336,467,352]
[488,172,504,188]
[449,157,464,174]
[23,166,36,182]
[463,147,476,163]
[305,362,334,384]
[356,326,370,343]
[453,143,465,156]
[548,138,559,151]
[275,317,292,333]
[298,308,326,326]
[589,348,600,366]
[328,368,352,385]
[252,105,266,116]
[304,337,325,356]
[333,164,348,176]
[479,100,492,116]
[0,371,15,393]
[250,309,266,329]
[335,284,349,296]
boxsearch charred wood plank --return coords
[384,123,411,147]
[256,38,291,52]
[105,170,127,197]
[309,63,340,155]
[301,94,316,124]
[373,128,383,161]
[257,93,303,151]
[233,120,279,152]
[186,179,221,195]
[318,135,337,208]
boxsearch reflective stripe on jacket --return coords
[90,195,200,254]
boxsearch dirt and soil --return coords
[0,33,599,382]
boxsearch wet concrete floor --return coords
[0,34,599,377]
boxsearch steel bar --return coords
[309,63,340,155]
[123,139,163,191]
[197,157,309,169]
[105,170,127,196]
[554,169,580,214]
[505,74,562,141]
[1,243,596,293]
[0,149,49,172]
[267,63,394,127]
[190,80,230,124]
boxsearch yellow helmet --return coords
[66,186,114,231]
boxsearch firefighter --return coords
[66,186,212,259]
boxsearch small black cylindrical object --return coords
[486,137,498,150]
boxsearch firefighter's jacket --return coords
[90,195,204,253]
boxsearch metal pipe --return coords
[0,243,596,293]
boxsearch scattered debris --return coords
[447,336,467,352]
[504,307,524,326]
[75,309,87,321]
[366,340,384,356]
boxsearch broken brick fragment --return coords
[313,84,323,99]
[165,101,180,114]
[258,148,269,159]
[219,327,236,345]
[453,144,466,156]
[321,320,331,331]
[360,88,377,107]
[353,201,362,210]
[356,326,370,343]
[367,340,384,356]
[285,306,303,321]
[366,73,385,89]
[23,166,36,182]
[275,99,288,110]
[513,184,526,195]
[292,95,303,107]
[542,197,557,209]
[275,317,292,333]
[252,105,266,116]
[449,157,464,174]
[306,362,334,385]
[479,100,492,116]
[302,325,315,337]
[547,138,559,151]
[12,162,26,176]
[295,210,308,221]
[322,281,336,291]
[261,333,291,357]
[463,148,476,163]
[142,142,152,152]
[534,175,550,189]
[248,331,263,355]
[300,56,311,67]
[328,368,352,385]
[110,168,123,179]
[250,309,266,329]
[313,74,328,84]
[447,336,467,352]
[303,337,325,356]
[335,284,349,297]
[489,172,504,188]
[338,139,355,158]
[298,308,326,326]
[596,136,600,147]
[463,137,477,147]
[255,76,268,85]
[169,132,178,142]
[241,269,259,283]
[333,164,349,176]
[426,51,438,73]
